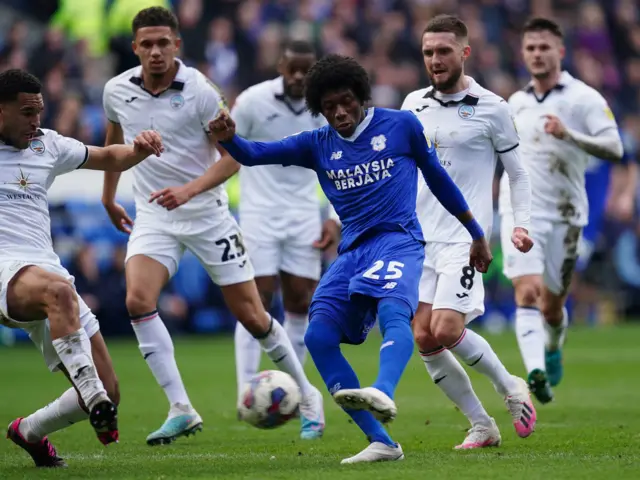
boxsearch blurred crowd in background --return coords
[0,0,639,343]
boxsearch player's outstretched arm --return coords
[101,121,133,234]
[208,111,313,168]
[82,130,163,172]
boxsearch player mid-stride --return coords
[209,54,493,464]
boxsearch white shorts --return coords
[126,211,255,286]
[0,261,100,372]
[240,211,322,281]
[419,242,485,323]
[500,215,581,295]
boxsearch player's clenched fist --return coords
[542,114,567,140]
[469,237,493,274]
[133,130,164,157]
[511,226,534,253]
[208,111,236,142]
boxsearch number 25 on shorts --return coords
[362,260,405,280]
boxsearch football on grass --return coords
[239,370,301,429]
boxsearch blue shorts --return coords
[309,230,424,345]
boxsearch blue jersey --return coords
[221,107,480,254]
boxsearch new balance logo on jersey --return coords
[382,282,397,289]
[326,158,395,191]
[125,96,138,104]
[330,151,343,160]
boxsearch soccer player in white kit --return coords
[0,69,164,467]
[401,15,537,449]
[500,18,623,404]
[101,7,324,445]
[202,41,339,433]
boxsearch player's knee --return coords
[540,300,563,325]
[43,280,77,319]
[304,314,339,354]
[431,311,465,347]
[514,282,540,307]
[413,323,440,352]
[125,288,157,317]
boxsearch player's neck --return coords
[437,75,469,95]
[141,61,180,95]
[531,69,562,95]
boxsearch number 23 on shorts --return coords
[215,233,246,262]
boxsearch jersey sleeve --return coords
[221,130,315,169]
[198,77,228,131]
[102,81,119,123]
[51,132,89,176]
[580,90,619,136]
[489,99,520,154]
[230,93,254,138]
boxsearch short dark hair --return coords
[282,39,316,56]
[132,6,179,36]
[0,69,41,103]
[522,17,563,39]
[423,14,468,39]
[304,54,371,117]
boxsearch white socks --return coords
[19,388,88,442]
[131,311,192,408]
[51,329,107,410]
[421,348,492,427]
[545,307,568,352]
[234,322,261,397]
[515,307,546,374]
[257,317,314,398]
[235,313,310,398]
[448,329,517,396]
[283,312,309,365]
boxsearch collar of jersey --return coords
[273,76,307,115]
[524,70,572,94]
[423,76,479,107]
[129,59,187,97]
[336,107,374,142]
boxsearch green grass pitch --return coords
[1,325,639,479]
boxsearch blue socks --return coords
[305,314,395,447]
[372,298,414,399]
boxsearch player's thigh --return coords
[240,213,282,278]
[500,215,546,283]
[432,242,485,324]
[349,231,424,315]
[542,223,582,297]
[280,271,318,314]
[310,252,372,345]
[3,263,72,323]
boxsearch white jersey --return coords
[0,130,88,264]
[402,77,520,243]
[499,71,619,227]
[103,59,228,220]
[232,77,326,216]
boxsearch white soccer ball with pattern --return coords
[238,370,301,429]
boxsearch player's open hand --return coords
[511,226,534,253]
[469,237,493,274]
[313,219,341,250]
[542,114,567,140]
[149,185,194,211]
[208,111,236,142]
[103,202,134,234]
[133,130,164,157]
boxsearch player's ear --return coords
[131,39,138,55]
[277,56,286,76]
[174,36,182,51]
[558,44,566,61]
[462,45,471,61]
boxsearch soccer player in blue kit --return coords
[209,54,493,464]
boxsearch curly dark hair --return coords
[0,69,41,103]
[132,6,179,36]
[304,54,371,117]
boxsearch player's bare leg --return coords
[413,303,500,448]
[540,287,569,388]
[234,275,277,400]
[281,271,320,438]
[6,266,116,446]
[512,275,554,403]
[223,279,324,436]
[125,255,202,445]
